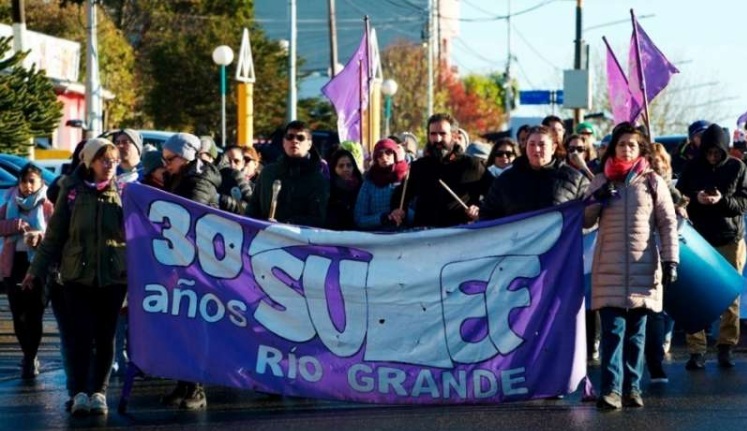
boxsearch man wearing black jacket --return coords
[676,123,747,370]
[397,113,490,228]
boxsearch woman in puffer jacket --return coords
[584,122,679,410]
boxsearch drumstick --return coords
[398,173,410,211]
[269,179,282,220]
[438,179,469,210]
[569,152,594,180]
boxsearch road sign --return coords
[519,90,564,106]
[519,90,553,105]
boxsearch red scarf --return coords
[604,157,648,183]
[367,160,408,187]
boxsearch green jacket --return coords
[30,168,126,287]
[247,153,329,227]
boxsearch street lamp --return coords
[212,45,234,148]
[381,79,398,137]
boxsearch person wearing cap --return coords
[465,142,492,166]
[672,120,711,175]
[22,138,127,416]
[354,139,412,231]
[214,145,254,215]
[247,120,329,227]
[396,113,490,228]
[113,129,144,184]
[198,136,219,164]
[676,123,747,371]
[159,132,221,410]
[398,132,419,164]
[575,122,597,146]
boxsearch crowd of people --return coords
[1,113,745,415]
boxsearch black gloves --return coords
[592,182,618,203]
[662,261,678,286]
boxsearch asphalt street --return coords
[1,295,747,430]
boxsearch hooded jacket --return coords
[29,166,126,287]
[676,124,747,246]
[164,159,222,207]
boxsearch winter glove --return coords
[592,182,618,204]
[662,261,678,286]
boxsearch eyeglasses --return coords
[284,133,307,142]
[162,154,181,165]
[495,151,515,158]
[99,158,121,167]
[567,146,586,154]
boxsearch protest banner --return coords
[123,184,587,404]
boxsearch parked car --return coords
[0,154,58,185]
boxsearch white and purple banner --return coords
[123,184,587,404]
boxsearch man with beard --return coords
[396,113,490,228]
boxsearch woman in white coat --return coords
[584,122,679,410]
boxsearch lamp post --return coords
[212,45,234,148]
[381,79,398,137]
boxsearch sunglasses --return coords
[567,146,586,154]
[284,133,307,142]
[495,151,515,158]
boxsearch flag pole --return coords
[602,36,628,86]
[630,9,653,139]
[364,15,373,154]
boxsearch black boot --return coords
[685,353,705,370]
[717,344,735,368]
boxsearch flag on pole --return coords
[604,37,639,124]
[628,14,679,121]
[322,30,371,143]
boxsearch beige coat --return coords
[584,170,679,312]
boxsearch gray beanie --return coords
[117,128,143,154]
[163,133,201,162]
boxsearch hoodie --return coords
[676,123,747,246]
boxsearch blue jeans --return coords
[645,311,668,370]
[599,307,648,395]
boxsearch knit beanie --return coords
[80,138,116,168]
[117,128,143,154]
[199,136,219,159]
[141,150,164,176]
[163,133,201,162]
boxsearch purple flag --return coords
[604,37,639,124]
[322,32,370,143]
[628,14,680,121]
[123,184,588,404]
[737,110,747,126]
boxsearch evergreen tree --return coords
[0,36,63,155]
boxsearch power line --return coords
[452,36,501,67]
[438,0,560,22]
[512,25,562,71]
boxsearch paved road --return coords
[2,296,747,430]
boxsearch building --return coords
[255,0,459,98]
[0,24,112,153]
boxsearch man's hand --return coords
[465,205,479,221]
[662,261,678,286]
[21,273,36,291]
[697,189,722,205]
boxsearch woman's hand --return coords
[21,273,36,291]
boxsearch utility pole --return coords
[287,0,297,122]
[11,0,29,69]
[327,0,338,77]
[572,0,583,125]
[504,0,512,126]
[86,0,103,137]
[426,0,434,120]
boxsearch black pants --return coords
[6,253,46,361]
[64,282,126,395]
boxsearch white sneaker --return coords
[71,392,90,416]
[89,392,108,416]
